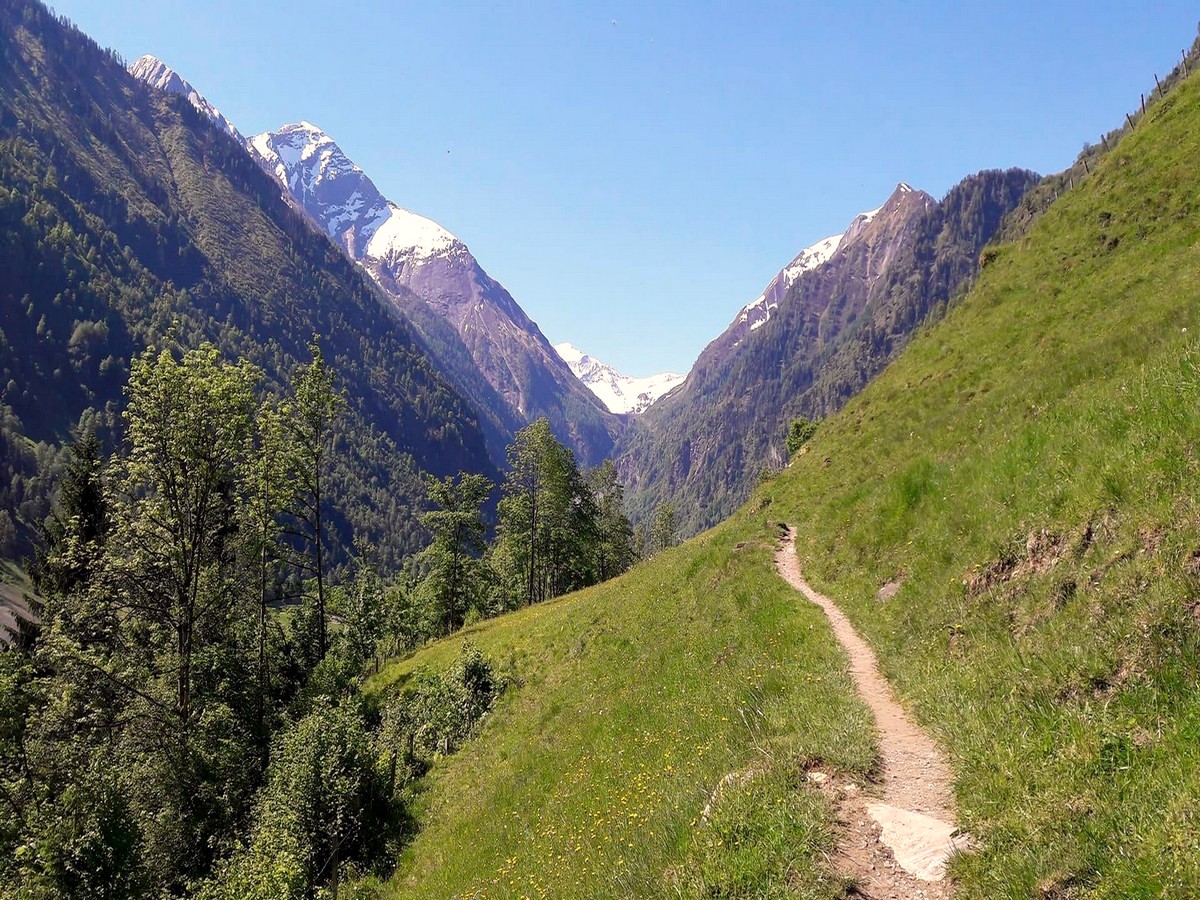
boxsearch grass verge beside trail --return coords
[364,521,873,898]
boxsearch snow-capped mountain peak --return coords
[248,122,360,192]
[554,343,684,415]
[128,54,243,143]
[134,56,617,459]
[248,123,465,266]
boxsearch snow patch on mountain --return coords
[365,205,462,264]
[738,230,845,333]
[248,123,363,194]
[128,55,243,143]
[247,122,467,268]
[554,343,684,415]
[736,193,897,338]
[782,233,843,285]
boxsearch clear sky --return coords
[50,1,1200,375]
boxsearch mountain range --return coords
[130,57,618,466]
[128,53,1038,537]
[615,171,1040,532]
[553,342,684,415]
[8,3,1200,895]
[20,47,1043,546]
[0,17,495,571]
[3,36,1043,564]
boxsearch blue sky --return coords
[53,1,1200,375]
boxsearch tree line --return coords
[0,340,676,897]
[413,413,685,640]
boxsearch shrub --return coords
[785,418,818,457]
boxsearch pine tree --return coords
[417,472,492,634]
[586,460,634,581]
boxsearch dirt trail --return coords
[775,528,968,898]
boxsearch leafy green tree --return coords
[242,402,291,749]
[204,701,385,898]
[0,510,15,556]
[11,345,269,892]
[377,644,502,784]
[285,339,345,662]
[417,472,493,635]
[651,501,679,555]
[631,522,649,562]
[5,436,153,896]
[494,419,598,607]
[378,580,421,664]
[113,344,260,732]
[104,344,263,880]
[785,417,818,457]
[586,460,634,581]
[341,546,386,667]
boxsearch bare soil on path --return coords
[775,527,968,899]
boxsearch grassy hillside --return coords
[765,60,1200,896]
[366,525,873,898]
[361,51,1200,900]
[618,170,1036,539]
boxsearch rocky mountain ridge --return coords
[1,30,496,571]
[616,172,1038,532]
[704,183,934,369]
[128,54,244,143]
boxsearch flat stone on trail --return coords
[866,803,966,881]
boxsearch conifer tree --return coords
[417,472,492,634]
[586,460,634,581]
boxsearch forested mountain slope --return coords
[357,40,1200,899]
[125,60,619,466]
[617,171,1037,534]
[0,0,496,570]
